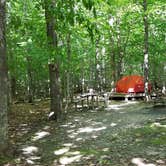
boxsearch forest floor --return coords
[1,98,166,166]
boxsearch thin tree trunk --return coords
[9,52,16,101]
[143,0,149,101]
[95,36,100,91]
[44,0,62,120]
[66,33,71,103]
[81,67,85,94]
[26,56,33,103]
[110,36,116,90]
[116,18,122,80]
[0,0,8,153]
[116,19,130,81]
[117,40,123,80]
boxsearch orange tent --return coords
[116,75,151,93]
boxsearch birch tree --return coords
[143,0,150,101]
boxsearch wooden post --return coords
[81,98,84,109]
[96,95,99,107]
[91,95,94,109]
[87,96,89,108]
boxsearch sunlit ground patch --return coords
[54,147,70,155]
[105,104,121,110]
[63,143,73,147]
[66,151,80,156]
[20,123,28,127]
[106,101,138,111]
[68,132,78,139]
[69,124,76,128]
[26,159,35,165]
[28,156,41,160]
[67,129,75,133]
[32,131,50,141]
[76,137,84,141]
[59,155,83,165]
[26,156,41,165]
[102,148,109,152]
[60,124,69,127]
[90,121,103,126]
[131,158,156,166]
[150,122,166,128]
[91,135,98,139]
[43,126,50,130]
[22,146,38,155]
[110,123,117,127]
[78,126,106,133]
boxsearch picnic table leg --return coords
[75,102,77,111]
[125,97,128,102]
[81,99,84,109]
[91,95,94,109]
[96,95,99,107]
[86,96,89,106]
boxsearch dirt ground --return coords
[2,99,166,166]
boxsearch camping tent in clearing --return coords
[116,75,151,93]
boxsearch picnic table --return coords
[73,92,99,111]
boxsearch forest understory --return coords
[1,98,166,166]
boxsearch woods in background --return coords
[7,0,165,104]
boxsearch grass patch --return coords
[0,155,13,165]
[132,125,166,146]
[151,135,166,145]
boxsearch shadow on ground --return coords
[2,100,166,166]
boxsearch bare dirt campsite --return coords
[5,98,166,166]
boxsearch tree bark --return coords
[44,0,62,120]
[8,52,16,101]
[0,0,8,153]
[49,64,61,119]
[66,33,71,101]
[117,45,123,81]
[110,36,116,90]
[44,0,57,47]
[143,0,149,101]
[26,56,34,103]
[95,36,100,91]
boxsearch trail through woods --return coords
[7,100,166,166]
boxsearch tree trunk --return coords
[49,64,62,119]
[143,0,149,101]
[26,56,33,103]
[117,32,123,80]
[8,52,16,101]
[95,36,100,91]
[44,0,57,47]
[66,33,71,103]
[110,36,116,90]
[0,0,8,153]
[44,0,62,120]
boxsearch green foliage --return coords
[133,125,166,146]
[6,0,166,98]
